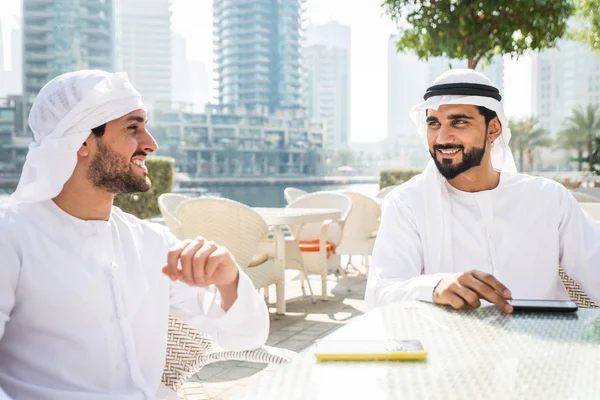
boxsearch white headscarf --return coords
[10,70,146,204]
[407,69,517,274]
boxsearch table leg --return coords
[273,226,287,314]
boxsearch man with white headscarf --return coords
[0,70,269,400]
[365,69,600,312]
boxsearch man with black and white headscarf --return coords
[0,70,269,400]
[366,69,600,312]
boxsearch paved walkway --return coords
[177,258,369,400]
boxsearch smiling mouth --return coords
[131,159,147,172]
[438,148,460,154]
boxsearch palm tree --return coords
[508,117,553,172]
[557,104,600,171]
[302,147,320,175]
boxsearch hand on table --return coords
[432,270,513,313]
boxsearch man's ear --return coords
[487,117,502,143]
[77,133,95,157]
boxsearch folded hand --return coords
[162,236,239,288]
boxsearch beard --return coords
[87,139,151,194]
[429,134,487,180]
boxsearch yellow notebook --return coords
[314,339,427,361]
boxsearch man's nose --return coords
[436,125,454,144]
[140,128,158,154]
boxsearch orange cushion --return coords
[298,240,336,259]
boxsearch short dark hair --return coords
[476,106,497,126]
[91,124,106,137]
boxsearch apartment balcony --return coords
[237,54,270,65]
[220,35,270,47]
[25,38,53,48]
[82,13,109,23]
[238,86,270,95]
[25,9,52,19]
[83,0,112,12]
[24,0,52,7]
[81,26,111,38]
[26,25,52,34]
[25,53,53,62]
[27,66,51,76]
[218,25,270,41]
[214,0,271,13]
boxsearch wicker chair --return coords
[284,187,308,205]
[336,191,381,273]
[158,193,190,239]
[559,268,598,308]
[162,317,294,393]
[285,192,353,300]
[175,197,286,314]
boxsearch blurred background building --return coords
[304,21,351,158]
[213,0,304,113]
[22,0,115,105]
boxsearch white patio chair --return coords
[284,187,308,205]
[285,192,352,301]
[175,197,286,314]
[579,202,600,221]
[158,193,190,239]
[162,316,295,393]
[336,191,381,273]
[375,185,399,199]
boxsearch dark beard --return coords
[429,133,487,180]
[88,139,151,194]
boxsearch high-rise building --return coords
[387,36,504,141]
[0,20,23,97]
[7,25,23,96]
[532,39,600,135]
[171,34,192,107]
[118,0,172,106]
[213,0,303,113]
[304,21,351,157]
[188,60,210,112]
[171,34,210,112]
[22,0,114,104]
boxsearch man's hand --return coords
[162,236,239,288]
[433,270,513,313]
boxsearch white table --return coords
[253,207,342,308]
[226,301,600,399]
[254,207,342,226]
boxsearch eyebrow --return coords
[125,116,148,124]
[447,113,474,120]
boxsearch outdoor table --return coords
[225,301,600,399]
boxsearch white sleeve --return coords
[365,195,452,310]
[557,188,600,305]
[0,230,19,400]
[163,230,269,351]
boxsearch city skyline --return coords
[5,0,533,143]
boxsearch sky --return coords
[4,0,532,142]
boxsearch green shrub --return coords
[379,169,422,189]
[113,156,174,219]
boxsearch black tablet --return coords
[508,299,578,312]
